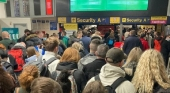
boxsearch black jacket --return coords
[83,59,106,81]
[161,40,170,67]
[56,62,87,93]
[123,35,143,55]
[25,34,42,48]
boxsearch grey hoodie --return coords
[86,63,135,93]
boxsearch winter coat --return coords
[78,53,96,71]
[62,36,69,47]
[83,59,106,81]
[0,38,15,49]
[123,35,143,55]
[140,38,149,51]
[25,55,37,63]
[81,36,91,54]
[25,34,42,48]
[161,40,170,67]
[86,63,135,93]
[56,62,87,93]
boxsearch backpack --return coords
[8,49,25,72]
[95,75,126,93]
[1,61,19,86]
[154,39,162,51]
[24,56,56,77]
[55,69,78,93]
[108,38,114,46]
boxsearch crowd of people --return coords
[0,28,170,93]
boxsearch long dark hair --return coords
[57,70,71,93]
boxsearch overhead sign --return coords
[57,17,66,23]
[46,0,53,15]
[121,17,150,24]
[150,16,167,24]
[69,17,110,24]
[110,17,120,24]
[0,0,6,3]
[64,23,78,30]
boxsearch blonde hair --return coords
[18,65,39,91]
[83,81,106,93]
[123,47,142,67]
[132,49,170,93]
[72,42,83,51]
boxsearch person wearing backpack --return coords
[83,44,109,81]
[25,46,40,63]
[55,47,87,93]
[106,31,115,48]
[78,39,102,71]
[8,42,27,76]
[42,37,60,75]
[86,48,135,93]
[0,31,16,50]
[151,32,163,51]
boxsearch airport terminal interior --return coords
[0,0,170,93]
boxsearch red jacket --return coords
[140,38,149,51]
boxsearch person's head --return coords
[77,30,83,38]
[24,29,31,36]
[72,31,77,37]
[124,32,130,40]
[0,49,8,60]
[123,47,142,67]
[155,32,161,37]
[18,65,39,92]
[2,31,10,39]
[129,30,136,36]
[60,47,80,63]
[109,31,114,38]
[95,44,109,59]
[132,49,170,93]
[139,31,146,39]
[165,34,170,41]
[72,42,83,51]
[83,81,106,93]
[45,37,60,52]
[27,46,39,57]
[82,30,88,36]
[61,31,66,36]
[57,70,71,93]
[89,39,102,54]
[36,31,44,39]
[105,48,126,67]
[30,77,63,93]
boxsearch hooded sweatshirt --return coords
[86,63,135,93]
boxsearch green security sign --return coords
[0,0,7,3]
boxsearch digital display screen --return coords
[70,0,148,11]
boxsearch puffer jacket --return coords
[56,62,87,93]
[25,34,42,48]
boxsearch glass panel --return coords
[5,1,11,17]
[23,0,30,16]
[13,0,20,17]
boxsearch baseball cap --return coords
[106,48,126,63]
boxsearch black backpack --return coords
[24,56,57,77]
[95,75,126,93]
[1,61,19,86]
